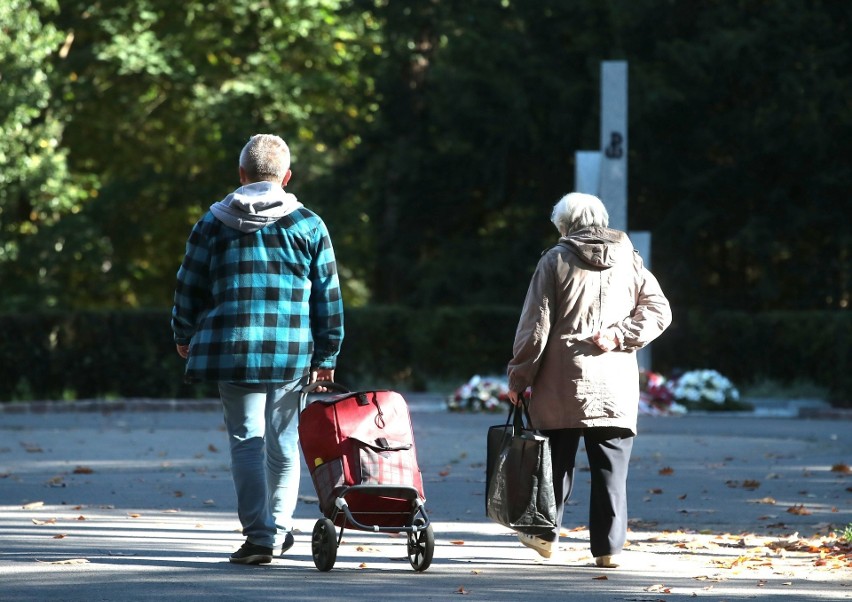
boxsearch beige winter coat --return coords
[507,227,671,435]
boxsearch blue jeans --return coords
[219,378,305,548]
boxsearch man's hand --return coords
[176,344,189,359]
[310,368,335,392]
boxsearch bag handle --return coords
[504,398,537,431]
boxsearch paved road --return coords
[1,397,850,601]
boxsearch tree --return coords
[7,0,379,308]
[623,0,852,310]
[0,0,96,308]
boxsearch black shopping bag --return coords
[485,403,557,535]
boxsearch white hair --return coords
[551,192,609,235]
[239,134,291,182]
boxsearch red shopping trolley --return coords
[298,382,434,571]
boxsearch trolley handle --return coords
[298,380,350,417]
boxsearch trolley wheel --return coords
[311,518,337,572]
[407,518,434,572]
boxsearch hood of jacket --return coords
[559,226,633,269]
[210,181,303,233]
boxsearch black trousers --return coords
[540,426,634,557]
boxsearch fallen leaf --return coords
[455,586,470,595]
[438,470,451,477]
[659,467,674,475]
[648,488,663,494]
[127,513,141,518]
[73,466,93,474]
[23,501,44,510]
[678,494,688,500]
[76,515,86,521]
[450,540,465,545]
[470,569,480,574]
[786,504,812,516]
[208,444,219,453]
[356,545,380,552]
[358,562,367,568]
[830,463,850,473]
[52,534,67,539]
[32,518,56,525]
[753,497,776,505]
[742,480,761,490]
[645,583,671,593]
[593,575,608,580]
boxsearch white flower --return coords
[670,369,739,406]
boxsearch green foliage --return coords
[653,309,851,405]
[0,0,849,315]
[0,0,96,308]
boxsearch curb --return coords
[0,398,222,414]
[0,396,849,419]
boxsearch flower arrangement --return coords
[639,370,687,415]
[446,369,750,414]
[666,369,751,411]
[446,375,514,412]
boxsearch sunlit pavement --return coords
[1,397,849,601]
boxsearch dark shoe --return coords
[279,531,295,557]
[229,540,273,565]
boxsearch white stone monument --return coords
[574,61,653,371]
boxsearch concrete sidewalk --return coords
[1,396,850,601]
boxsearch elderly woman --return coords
[507,192,671,568]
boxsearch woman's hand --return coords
[507,390,523,406]
[593,328,619,352]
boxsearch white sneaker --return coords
[517,532,553,559]
[595,554,620,568]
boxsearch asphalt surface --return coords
[1,395,850,601]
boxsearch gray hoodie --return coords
[210,181,303,233]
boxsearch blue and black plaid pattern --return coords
[171,207,344,383]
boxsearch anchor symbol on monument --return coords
[604,131,623,159]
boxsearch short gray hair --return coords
[239,134,291,182]
[551,192,609,235]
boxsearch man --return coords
[171,134,344,565]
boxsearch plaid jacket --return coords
[171,207,344,383]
